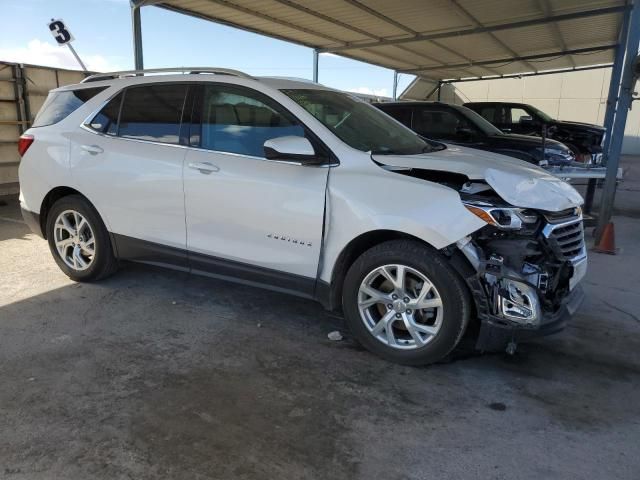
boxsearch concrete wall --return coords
[433,68,640,155]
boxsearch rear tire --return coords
[46,195,118,282]
[342,239,471,365]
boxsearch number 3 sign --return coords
[48,19,74,45]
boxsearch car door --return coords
[182,83,329,295]
[69,83,189,267]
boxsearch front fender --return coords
[319,168,485,283]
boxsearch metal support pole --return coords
[393,71,398,100]
[132,5,144,70]
[66,44,87,72]
[12,65,26,135]
[595,0,640,240]
[585,5,631,216]
[437,81,442,101]
[602,5,632,160]
[312,49,319,83]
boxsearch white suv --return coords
[18,68,587,365]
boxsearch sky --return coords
[0,0,415,97]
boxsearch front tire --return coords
[342,240,471,365]
[46,195,118,282]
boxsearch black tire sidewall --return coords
[46,195,113,281]
[342,240,470,365]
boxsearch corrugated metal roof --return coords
[137,0,626,81]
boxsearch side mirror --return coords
[263,136,321,165]
[519,115,534,124]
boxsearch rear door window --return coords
[32,86,107,127]
[196,84,304,157]
[118,84,188,144]
[477,106,497,123]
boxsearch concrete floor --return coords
[1,195,640,480]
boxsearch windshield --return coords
[528,105,554,122]
[456,106,504,136]
[282,89,434,155]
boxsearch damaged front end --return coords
[452,185,587,352]
[371,149,588,352]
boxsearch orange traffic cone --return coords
[593,222,617,254]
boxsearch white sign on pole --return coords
[47,19,75,45]
[46,18,87,72]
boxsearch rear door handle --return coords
[188,161,219,174]
[81,144,104,155]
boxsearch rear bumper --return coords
[475,285,585,351]
[21,207,43,238]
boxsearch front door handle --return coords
[81,144,104,155]
[188,161,219,174]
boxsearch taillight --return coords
[18,134,34,157]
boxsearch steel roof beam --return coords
[320,5,627,53]
[337,0,502,76]
[440,63,613,83]
[269,0,464,69]
[399,44,617,74]
[447,0,538,73]
[536,0,576,68]
[171,0,346,45]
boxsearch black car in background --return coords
[463,101,605,163]
[375,101,575,166]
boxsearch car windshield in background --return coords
[281,89,433,155]
[456,106,504,136]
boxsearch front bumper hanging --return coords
[474,284,584,351]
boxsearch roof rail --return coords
[81,67,253,83]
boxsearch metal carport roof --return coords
[133,0,627,82]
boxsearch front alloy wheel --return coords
[358,264,444,350]
[342,240,471,365]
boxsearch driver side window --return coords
[197,85,305,157]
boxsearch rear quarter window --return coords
[32,87,107,127]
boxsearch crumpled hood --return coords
[373,144,583,212]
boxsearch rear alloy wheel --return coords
[343,240,471,365]
[53,210,96,271]
[46,195,118,282]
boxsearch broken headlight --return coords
[463,201,539,230]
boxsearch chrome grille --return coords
[542,218,585,261]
